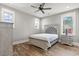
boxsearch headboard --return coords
[44,24,58,34]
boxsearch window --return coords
[61,12,76,36]
[1,8,15,27]
[34,18,40,29]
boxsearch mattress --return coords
[30,33,58,43]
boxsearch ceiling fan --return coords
[31,3,52,14]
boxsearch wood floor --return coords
[13,42,79,56]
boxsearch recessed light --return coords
[66,6,70,8]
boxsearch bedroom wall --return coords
[41,14,60,32]
[0,4,40,43]
[14,10,40,42]
[41,8,79,43]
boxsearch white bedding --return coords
[30,33,58,43]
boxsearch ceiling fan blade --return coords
[34,10,40,13]
[41,10,45,14]
[31,5,38,8]
[40,3,45,8]
[43,8,52,10]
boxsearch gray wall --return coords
[41,14,60,31]
[0,4,40,42]
[14,10,40,42]
[41,9,79,43]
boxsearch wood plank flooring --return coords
[13,42,79,56]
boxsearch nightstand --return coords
[60,35,73,46]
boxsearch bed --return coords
[29,24,59,50]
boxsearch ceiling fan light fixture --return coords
[31,3,52,14]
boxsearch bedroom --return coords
[0,3,79,56]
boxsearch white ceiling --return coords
[2,3,79,18]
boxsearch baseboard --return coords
[13,39,29,45]
[72,42,79,46]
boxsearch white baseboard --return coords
[13,39,29,45]
[72,42,79,46]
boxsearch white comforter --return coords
[30,33,58,43]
